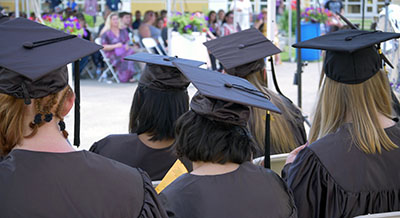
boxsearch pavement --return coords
[65,60,323,150]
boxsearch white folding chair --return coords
[81,56,96,79]
[141,37,164,55]
[252,153,289,176]
[158,35,167,54]
[94,38,120,83]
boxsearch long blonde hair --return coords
[100,12,119,36]
[246,72,301,153]
[0,86,73,156]
[309,70,398,153]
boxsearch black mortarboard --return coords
[172,62,281,124]
[203,28,281,77]
[0,14,10,24]
[0,18,102,147]
[293,29,400,84]
[124,53,205,90]
[0,18,102,102]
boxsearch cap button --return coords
[238,44,245,49]
[23,42,34,49]
[345,36,352,41]
[224,83,233,88]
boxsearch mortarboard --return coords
[0,18,102,146]
[203,28,281,77]
[293,29,400,84]
[173,62,281,168]
[0,17,101,101]
[0,14,10,24]
[124,53,205,91]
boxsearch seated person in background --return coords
[155,17,164,30]
[159,64,297,218]
[138,10,161,43]
[100,12,137,82]
[204,28,306,155]
[90,53,204,180]
[284,30,400,218]
[0,18,167,218]
[132,10,142,30]
[119,11,134,35]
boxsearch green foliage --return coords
[279,9,297,36]
[83,13,94,27]
[169,12,208,35]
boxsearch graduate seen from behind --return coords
[0,18,167,218]
[90,53,204,180]
[159,63,297,218]
[204,28,307,155]
[283,29,400,218]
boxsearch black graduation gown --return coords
[0,149,168,218]
[90,133,177,180]
[159,162,298,218]
[282,122,400,218]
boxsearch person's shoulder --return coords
[90,133,138,152]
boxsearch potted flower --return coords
[41,14,86,38]
[169,12,210,66]
[169,12,208,35]
[297,7,332,61]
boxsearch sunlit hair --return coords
[309,70,398,153]
[245,72,300,154]
[100,12,119,36]
[0,86,73,156]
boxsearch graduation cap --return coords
[172,62,281,168]
[124,53,205,91]
[203,28,281,77]
[0,18,102,146]
[293,29,400,84]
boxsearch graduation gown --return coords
[160,161,297,218]
[283,122,400,218]
[90,133,177,180]
[0,149,168,218]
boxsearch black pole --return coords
[264,111,271,169]
[296,0,302,108]
[361,0,365,30]
[73,60,80,147]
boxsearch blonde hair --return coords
[100,12,120,36]
[309,70,398,153]
[246,72,301,153]
[0,86,73,156]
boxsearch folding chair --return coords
[252,153,289,176]
[158,35,167,54]
[94,38,120,83]
[141,37,165,55]
[81,56,96,79]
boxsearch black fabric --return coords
[0,149,168,218]
[292,29,400,84]
[125,52,205,68]
[173,62,281,113]
[225,58,266,78]
[203,28,281,71]
[160,161,297,218]
[0,17,101,99]
[190,93,250,127]
[90,133,177,181]
[0,14,10,24]
[283,121,400,218]
[139,64,190,91]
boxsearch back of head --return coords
[143,10,154,23]
[173,94,256,164]
[309,70,397,153]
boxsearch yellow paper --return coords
[155,159,188,194]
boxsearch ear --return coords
[60,92,75,117]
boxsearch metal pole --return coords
[267,0,276,41]
[361,0,365,30]
[15,0,20,18]
[296,0,302,108]
[26,0,30,17]
[383,0,390,51]
[288,0,293,62]
[167,0,172,56]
